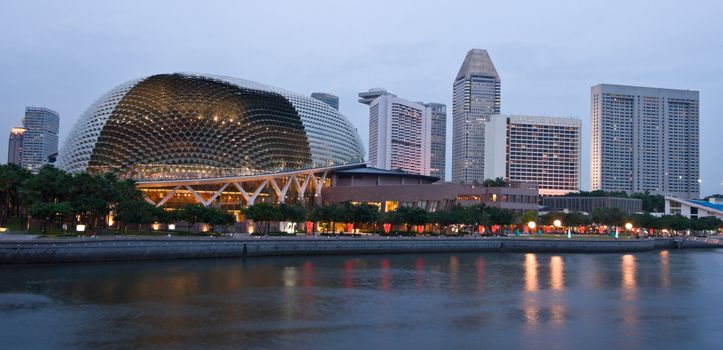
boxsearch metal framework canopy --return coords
[137,163,365,212]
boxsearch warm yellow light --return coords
[152,223,161,231]
[0,227,7,233]
[76,224,86,232]
[527,221,536,230]
[625,223,633,230]
[553,219,562,228]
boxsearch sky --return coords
[1,0,721,195]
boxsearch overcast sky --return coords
[1,0,721,195]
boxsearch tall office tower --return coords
[360,90,431,175]
[7,127,25,165]
[424,103,446,180]
[20,107,59,172]
[485,115,581,196]
[452,49,501,183]
[311,92,339,110]
[591,84,699,199]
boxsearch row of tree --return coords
[538,207,722,232]
[0,164,234,234]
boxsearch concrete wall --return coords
[0,237,675,264]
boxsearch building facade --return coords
[311,92,339,110]
[366,95,431,175]
[452,49,501,183]
[665,197,723,220]
[7,127,25,165]
[591,84,699,199]
[485,115,581,196]
[543,196,642,215]
[425,103,446,180]
[20,107,59,172]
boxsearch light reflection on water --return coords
[0,251,721,349]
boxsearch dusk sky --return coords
[1,0,721,195]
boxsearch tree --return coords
[0,164,31,226]
[178,204,209,233]
[564,212,591,227]
[115,200,156,233]
[244,203,278,234]
[345,202,380,231]
[592,207,626,226]
[278,203,307,231]
[201,207,235,233]
[29,201,73,235]
[522,210,538,225]
[395,206,429,233]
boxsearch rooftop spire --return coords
[455,49,499,81]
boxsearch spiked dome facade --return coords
[58,73,365,181]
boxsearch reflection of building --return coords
[311,92,339,110]
[325,167,538,213]
[665,197,723,219]
[19,107,59,172]
[7,127,25,165]
[452,49,500,183]
[485,115,581,196]
[591,84,699,199]
[543,196,642,214]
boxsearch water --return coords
[1,250,722,350]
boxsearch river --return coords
[1,250,722,349]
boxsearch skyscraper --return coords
[311,92,339,110]
[591,84,699,199]
[452,49,501,183]
[425,103,446,180]
[360,90,431,175]
[485,115,581,196]
[7,127,25,165]
[20,107,59,172]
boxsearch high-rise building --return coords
[591,84,699,199]
[424,103,446,180]
[7,127,25,165]
[485,115,581,196]
[311,92,339,110]
[19,107,59,172]
[452,49,501,183]
[360,90,431,175]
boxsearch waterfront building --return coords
[591,84,699,199]
[7,127,25,165]
[452,49,501,183]
[20,107,59,172]
[485,115,581,196]
[665,197,723,220]
[311,92,339,110]
[543,196,642,215]
[325,168,538,213]
[365,94,430,175]
[425,103,446,180]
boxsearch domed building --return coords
[57,73,368,214]
[58,73,364,180]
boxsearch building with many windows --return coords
[363,93,431,176]
[311,92,339,110]
[425,103,446,180]
[484,115,581,196]
[19,107,59,172]
[452,49,501,183]
[7,127,25,165]
[591,84,699,199]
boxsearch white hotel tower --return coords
[591,84,699,199]
[485,115,581,196]
[360,89,432,176]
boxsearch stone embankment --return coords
[1,235,719,264]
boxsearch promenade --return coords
[0,234,720,264]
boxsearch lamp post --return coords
[527,221,536,236]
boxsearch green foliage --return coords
[592,207,626,226]
[482,177,508,187]
[244,203,279,234]
[521,210,538,224]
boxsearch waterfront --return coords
[1,250,722,349]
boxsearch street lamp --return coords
[553,219,562,228]
[625,222,633,231]
[527,221,536,230]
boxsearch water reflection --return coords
[621,254,637,298]
[550,256,565,291]
[415,258,425,288]
[380,258,391,291]
[524,253,538,292]
[449,256,459,290]
[475,257,485,291]
[660,250,670,289]
[343,260,354,289]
